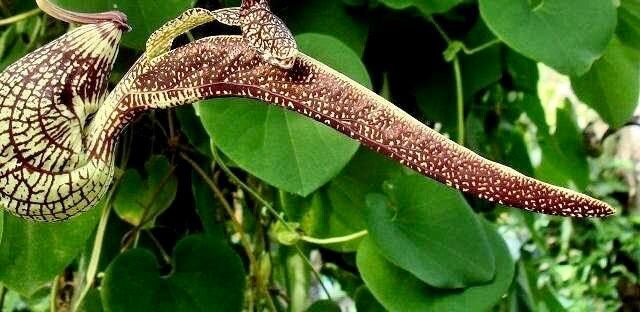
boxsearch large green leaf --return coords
[354,286,386,312]
[307,300,341,312]
[101,235,245,312]
[378,0,463,15]
[505,49,540,93]
[364,175,495,288]
[55,0,195,50]
[0,208,101,296]
[479,0,616,76]
[357,221,515,311]
[572,37,639,128]
[458,19,503,99]
[191,174,226,238]
[113,155,177,227]
[536,107,589,190]
[618,0,640,50]
[283,0,370,56]
[197,33,369,196]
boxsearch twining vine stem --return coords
[301,230,369,245]
[464,39,501,55]
[427,16,501,145]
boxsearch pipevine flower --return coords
[0,0,614,221]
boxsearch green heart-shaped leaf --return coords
[357,220,514,311]
[101,235,245,312]
[198,33,370,196]
[364,175,495,288]
[113,155,177,227]
[572,37,640,127]
[479,0,616,76]
[191,174,226,238]
[0,207,101,296]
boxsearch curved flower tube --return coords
[35,0,130,30]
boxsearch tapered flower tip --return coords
[36,0,130,31]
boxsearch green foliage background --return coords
[0,0,639,311]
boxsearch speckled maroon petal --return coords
[0,22,124,221]
[87,35,614,218]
